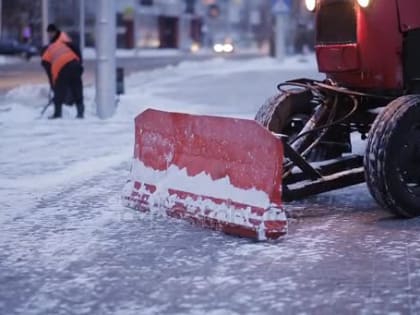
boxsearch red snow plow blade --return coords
[123,109,287,240]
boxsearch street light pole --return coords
[0,0,3,37]
[96,0,116,119]
[273,0,289,62]
[42,0,49,45]
[79,0,85,52]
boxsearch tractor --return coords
[123,0,420,240]
[254,0,420,217]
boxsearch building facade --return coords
[47,0,275,50]
[0,0,314,53]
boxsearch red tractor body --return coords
[315,0,420,92]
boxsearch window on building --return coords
[140,0,153,6]
[185,0,195,14]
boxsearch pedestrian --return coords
[41,23,84,119]
[21,25,32,43]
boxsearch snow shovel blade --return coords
[122,109,287,240]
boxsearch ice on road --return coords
[1,55,420,315]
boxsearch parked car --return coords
[0,39,39,60]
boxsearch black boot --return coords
[48,103,62,119]
[76,103,84,119]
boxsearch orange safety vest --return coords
[57,32,71,43]
[42,35,79,84]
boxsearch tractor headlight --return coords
[357,0,370,8]
[305,0,316,12]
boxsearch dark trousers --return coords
[53,60,84,117]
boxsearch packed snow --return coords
[1,54,420,314]
[127,160,271,208]
[0,56,22,65]
[0,54,319,221]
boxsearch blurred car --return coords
[0,39,39,60]
[213,38,235,54]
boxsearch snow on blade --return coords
[122,109,287,240]
[129,159,271,208]
[123,160,287,241]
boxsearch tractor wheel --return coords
[364,95,420,217]
[255,88,313,136]
[255,88,334,161]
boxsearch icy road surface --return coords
[1,56,420,314]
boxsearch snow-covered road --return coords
[1,55,420,314]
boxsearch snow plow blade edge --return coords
[123,109,287,240]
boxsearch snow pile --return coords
[127,159,271,208]
[0,55,21,65]
[5,84,50,103]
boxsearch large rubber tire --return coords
[364,95,420,217]
[255,89,313,135]
[255,88,337,161]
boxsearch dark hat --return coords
[46,23,58,32]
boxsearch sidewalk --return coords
[0,47,263,94]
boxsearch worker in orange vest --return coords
[41,24,84,119]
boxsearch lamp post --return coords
[0,0,2,37]
[96,0,116,119]
[79,0,85,52]
[272,0,290,62]
[42,0,49,45]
